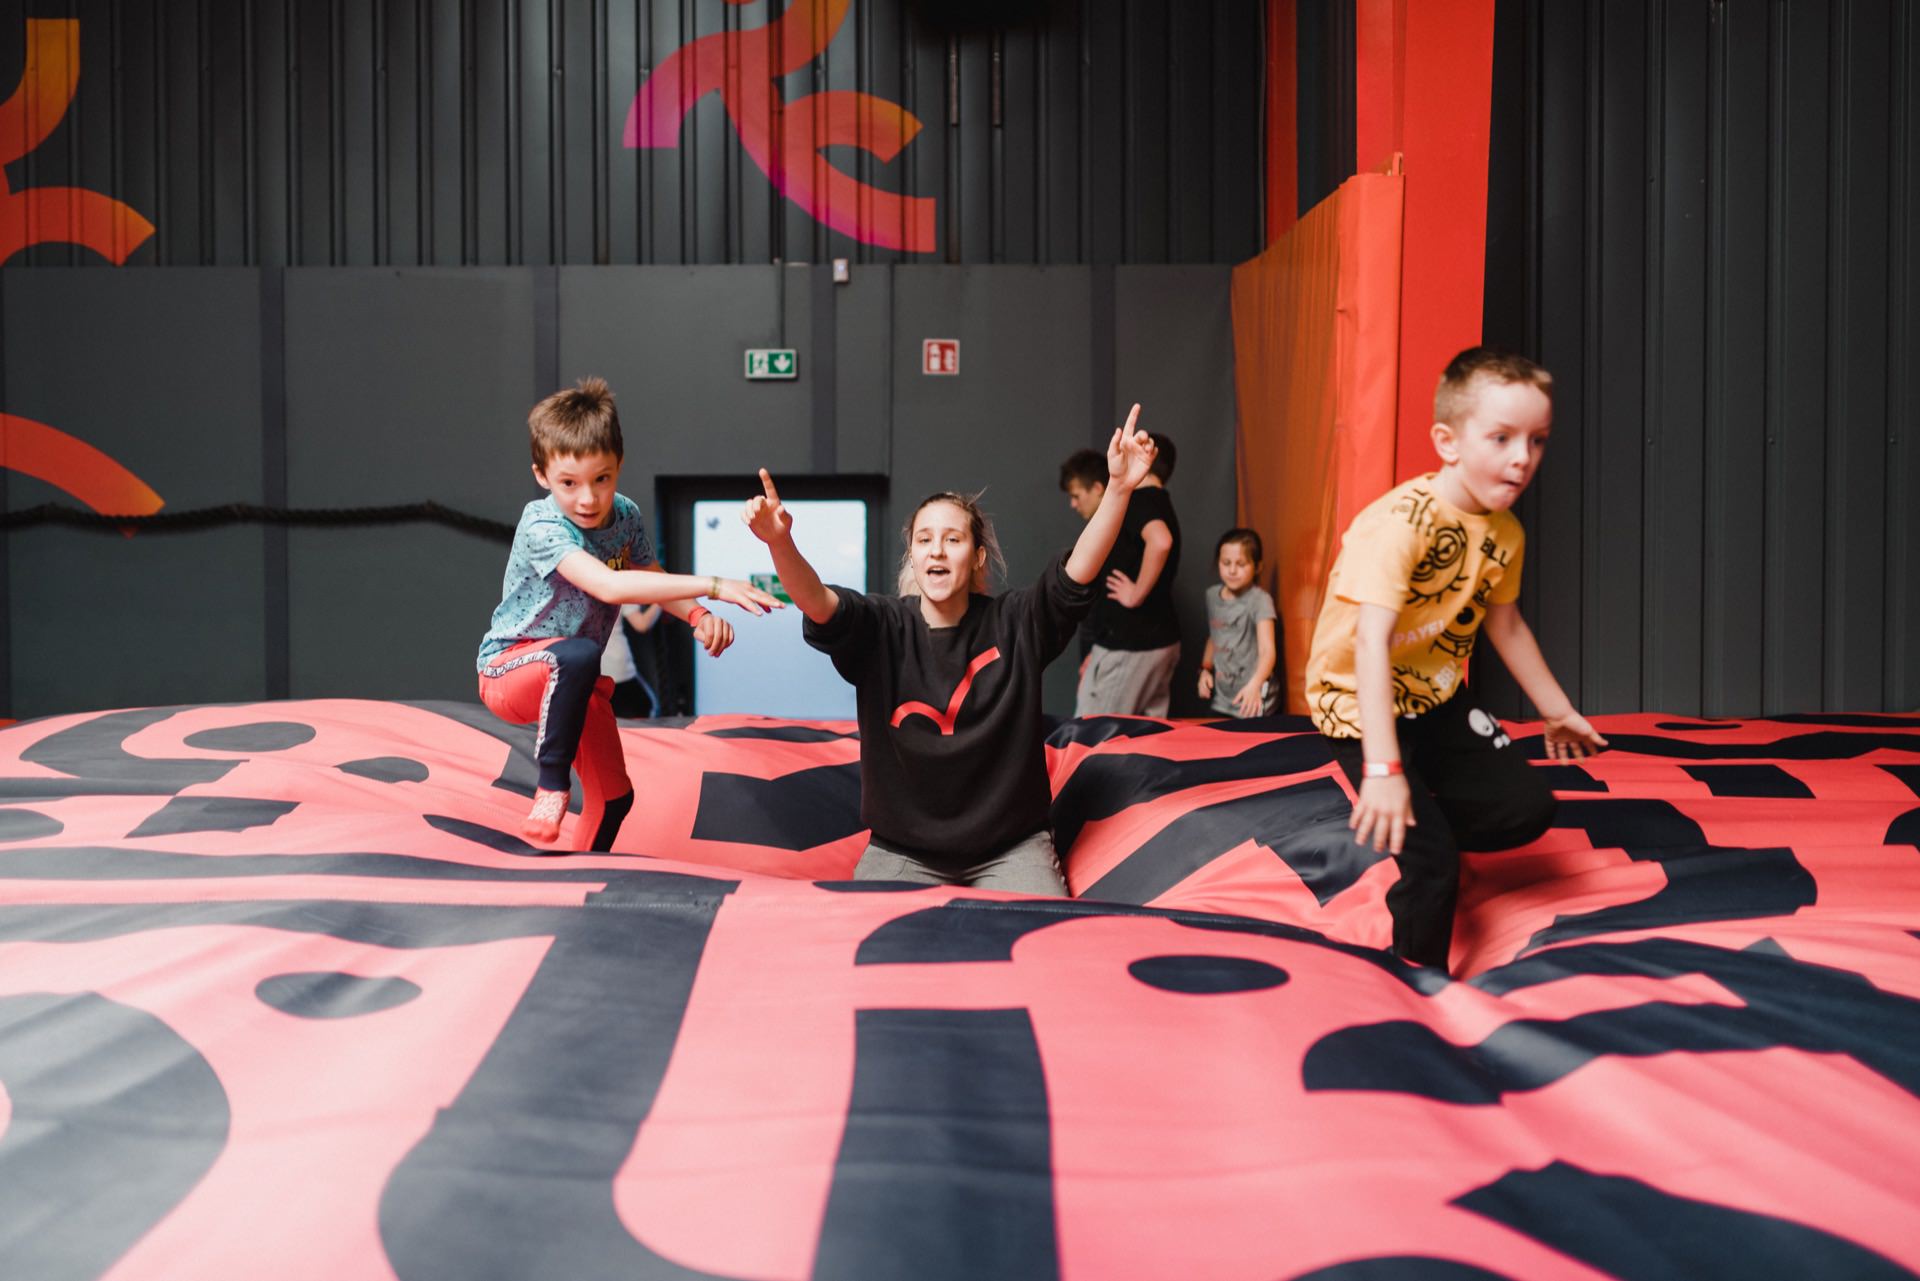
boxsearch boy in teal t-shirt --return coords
[476,377,781,848]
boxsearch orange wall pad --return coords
[1232,171,1402,712]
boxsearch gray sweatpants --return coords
[854,830,1069,897]
[1075,641,1181,717]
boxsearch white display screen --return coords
[689,498,868,718]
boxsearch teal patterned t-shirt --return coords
[477,493,653,670]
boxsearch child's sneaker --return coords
[522,788,568,843]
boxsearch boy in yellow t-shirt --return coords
[1304,347,1607,971]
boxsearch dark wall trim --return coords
[812,265,838,473]
[260,266,289,699]
[1089,264,1115,447]
[534,265,559,401]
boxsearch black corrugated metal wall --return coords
[8,0,1915,716]
[1481,0,1917,717]
[0,0,1264,267]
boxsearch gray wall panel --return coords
[281,268,537,699]
[834,266,894,476]
[1115,265,1238,717]
[9,525,267,717]
[556,266,816,524]
[889,267,1093,717]
[3,270,267,716]
[283,525,507,701]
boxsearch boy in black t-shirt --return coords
[1069,432,1182,716]
[746,408,1157,893]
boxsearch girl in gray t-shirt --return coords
[1199,528,1279,717]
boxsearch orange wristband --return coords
[1361,760,1403,779]
[686,605,711,628]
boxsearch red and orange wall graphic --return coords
[0,19,153,265]
[626,0,937,254]
[0,411,164,521]
[0,18,162,519]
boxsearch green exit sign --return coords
[744,348,798,380]
[749,572,793,604]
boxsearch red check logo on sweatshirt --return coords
[890,647,1002,736]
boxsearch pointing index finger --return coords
[759,467,782,504]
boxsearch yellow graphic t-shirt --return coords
[1305,475,1525,737]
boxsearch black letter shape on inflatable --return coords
[5,707,240,797]
[401,699,558,802]
[1678,763,1814,798]
[1521,726,1920,761]
[1453,1161,1913,1280]
[855,898,1447,992]
[379,870,753,1281]
[1301,938,1920,1105]
[837,898,1457,1280]
[1048,734,1336,853]
[1525,800,1817,953]
[1285,1259,1517,1281]
[813,1008,1058,1281]
[0,993,230,1281]
[1078,775,1373,906]
[690,761,866,849]
[0,710,309,838]
[1879,764,1920,797]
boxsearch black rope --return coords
[0,501,516,541]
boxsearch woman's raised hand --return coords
[742,467,793,544]
[1105,404,1155,489]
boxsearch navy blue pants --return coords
[478,635,634,850]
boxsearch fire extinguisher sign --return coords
[921,339,960,376]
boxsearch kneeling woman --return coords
[744,409,1155,894]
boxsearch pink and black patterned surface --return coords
[2,700,1918,1278]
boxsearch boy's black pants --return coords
[1327,691,1556,970]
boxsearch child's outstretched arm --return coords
[1481,602,1608,758]
[1066,404,1154,584]
[1351,603,1415,854]
[742,468,840,624]
[555,554,783,657]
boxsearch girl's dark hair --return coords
[1215,527,1263,565]
[896,491,1007,595]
